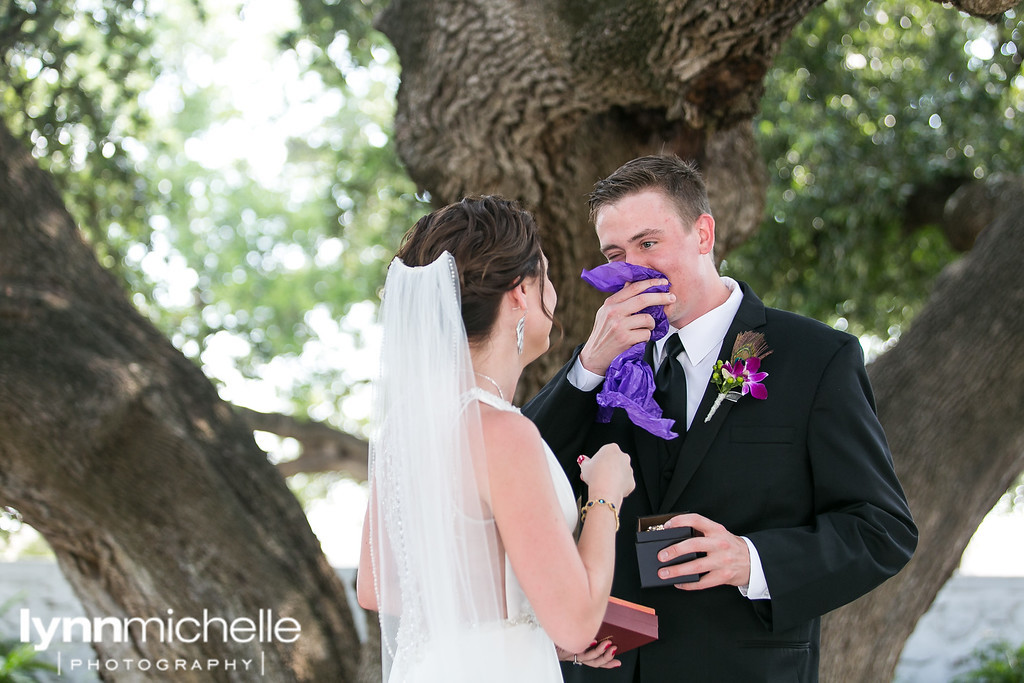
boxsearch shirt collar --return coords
[657,277,743,364]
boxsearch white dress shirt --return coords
[568,276,770,600]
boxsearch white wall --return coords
[895,575,1024,683]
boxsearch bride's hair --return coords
[395,195,555,343]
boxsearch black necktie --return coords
[651,334,686,504]
[654,334,687,438]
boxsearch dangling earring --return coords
[516,313,526,355]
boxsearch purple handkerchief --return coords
[580,263,678,440]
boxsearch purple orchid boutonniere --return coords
[704,331,773,423]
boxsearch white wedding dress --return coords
[369,252,579,683]
[385,389,578,683]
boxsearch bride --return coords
[357,196,635,681]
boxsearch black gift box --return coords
[635,513,703,588]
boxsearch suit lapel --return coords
[658,284,767,514]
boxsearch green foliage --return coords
[993,472,1024,512]
[954,640,1024,682]
[133,0,426,427]
[2,0,425,434]
[0,596,57,683]
[0,508,52,561]
[0,0,162,289]
[106,0,423,371]
[8,0,1024,432]
[288,0,390,66]
[729,0,1024,340]
[0,507,21,557]
[0,643,56,683]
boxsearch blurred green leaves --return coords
[2,0,424,435]
[1,0,160,285]
[728,0,1024,342]
[6,0,1023,430]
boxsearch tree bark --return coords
[945,0,1015,20]
[375,0,815,396]
[941,174,1024,251]
[378,1,1024,681]
[821,188,1024,681]
[0,123,360,680]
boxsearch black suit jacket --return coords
[523,284,917,683]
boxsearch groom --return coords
[523,155,917,682]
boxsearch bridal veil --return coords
[366,252,507,681]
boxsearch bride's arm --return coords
[356,504,378,612]
[484,410,632,654]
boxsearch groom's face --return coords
[595,188,709,327]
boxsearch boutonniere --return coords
[704,331,773,423]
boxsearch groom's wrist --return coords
[578,346,610,377]
[568,357,605,392]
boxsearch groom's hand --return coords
[579,278,674,376]
[657,513,751,589]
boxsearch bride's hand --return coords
[578,443,635,503]
[556,640,621,669]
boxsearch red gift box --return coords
[594,596,658,653]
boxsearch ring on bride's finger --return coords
[573,654,582,666]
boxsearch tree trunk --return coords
[0,123,360,680]
[378,1,1023,681]
[375,0,816,397]
[821,187,1024,681]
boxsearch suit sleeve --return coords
[747,336,918,631]
[522,345,603,479]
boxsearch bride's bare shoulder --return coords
[478,405,544,464]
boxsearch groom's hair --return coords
[396,195,556,344]
[589,154,712,228]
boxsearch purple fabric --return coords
[580,263,678,440]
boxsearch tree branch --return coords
[938,0,1018,21]
[942,175,1024,251]
[237,407,369,480]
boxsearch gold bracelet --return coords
[580,498,619,531]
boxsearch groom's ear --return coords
[696,213,716,255]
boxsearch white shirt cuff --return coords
[738,536,771,600]
[568,358,605,392]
